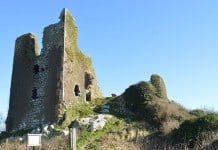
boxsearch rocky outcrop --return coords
[74,114,112,131]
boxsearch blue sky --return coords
[0,1,218,118]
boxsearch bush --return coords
[172,113,218,148]
[123,81,155,113]
[122,78,191,131]
[190,109,208,117]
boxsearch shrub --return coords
[122,77,191,131]
[123,81,155,113]
[190,109,208,117]
[172,113,218,148]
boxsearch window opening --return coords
[33,64,39,74]
[86,91,91,101]
[74,85,80,96]
[32,88,38,99]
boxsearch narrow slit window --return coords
[74,85,80,96]
[32,88,38,99]
[33,64,39,74]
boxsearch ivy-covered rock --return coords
[123,74,168,112]
[122,74,184,128]
[150,74,168,99]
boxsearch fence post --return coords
[70,127,76,150]
[73,127,76,150]
[70,128,72,149]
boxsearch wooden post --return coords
[72,127,76,150]
[70,128,73,149]
[6,139,8,150]
[26,136,28,150]
[70,127,76,150]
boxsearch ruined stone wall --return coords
[6,33,40,131]
[6,8,102,132]
[42,21,64,123]
[63,9,102,113]
[84,59,103,101]
[19,55,46,130]
[63,10,87,106]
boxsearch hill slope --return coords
[1,74,218,150]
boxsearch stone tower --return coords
[6,8,102,132]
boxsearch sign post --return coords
[26,134,42,150]
[70,126,76,150]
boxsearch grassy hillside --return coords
[1,74,218,149]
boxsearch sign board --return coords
[27,134,42,147]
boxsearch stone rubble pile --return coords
[76,114,112,131]
[29,114,113,138]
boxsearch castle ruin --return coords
[6,8,102,132]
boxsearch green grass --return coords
[77,117,125,149]
[60,102,94,128]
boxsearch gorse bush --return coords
[172,113,218,147]
[189,109,208,117]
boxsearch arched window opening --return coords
[74,85,80,96]
[33,64,39,74]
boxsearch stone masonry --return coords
[6,8,102,132]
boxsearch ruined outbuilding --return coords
[6,8,102,132]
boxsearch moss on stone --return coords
[83,55,92,70]
[65,47,92,70]
[64,9,92,70]
[65,9,78,47]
